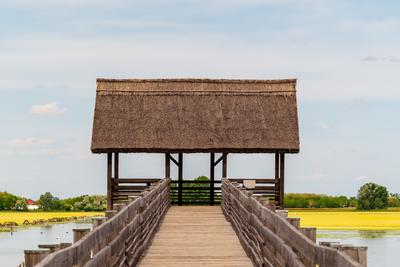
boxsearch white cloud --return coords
[10,138,56,147]
[30,102,66,115]
[0,34,398,101]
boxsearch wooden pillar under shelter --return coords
[114,152,119,205]
[222,153,227,178]
[279,153,285,209]
[210,153,215,206]
[275,153,280,207]
[165,153,171,178]
[107,153,113,210]
[178,153,183,206]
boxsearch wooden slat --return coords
[138,206,253,267]
[114,185,148,191]
[115,178,161,184]
[171,180,222,184]
[228,178,276,183]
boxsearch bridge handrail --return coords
[221,179,360,267]
[36,178,171,267]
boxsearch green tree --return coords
[14,199,28,210]
[0,192,19,210]
[357,182,389,210]
[39,192,56,211]
[388,193,400,207]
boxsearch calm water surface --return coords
[318,230,400,267]
[0,222,91,267]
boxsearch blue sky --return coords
[1,0,399,198]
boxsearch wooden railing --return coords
[36,178,170,267]
[170,180,221,205]
[112,178,162,203]
[221,179,363,267]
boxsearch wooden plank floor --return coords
[138,206,253,267]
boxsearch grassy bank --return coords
[0,211,104,225]
[288,209,400,230]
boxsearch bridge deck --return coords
[138,206,253,267]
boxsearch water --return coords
[0,222,92,267]
[318,230,400,267]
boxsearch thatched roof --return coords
[91,78,300,153]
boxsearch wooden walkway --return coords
[138,206,253,267]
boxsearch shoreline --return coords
[0,211,104,232]
[288,209,400,231]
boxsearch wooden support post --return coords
[107,153,113,210]
[37,244,60,252]
[301,227,317,243]
[279,153,285,209]
[105,210,117,219]
[222,153,227,178]
[210,153,215,206]
[114,152,119,205]
[73,228,90,243]
[178,153,183,206]
[165,153,170,178]
[275,153,280,207]
[24,250,50,267]
[334,245,367,267]
[92,217,106,229]
[286,217,300,229]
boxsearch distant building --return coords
[26,199,39,210]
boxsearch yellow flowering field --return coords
[0,211,104,225]
[288,210,400,230]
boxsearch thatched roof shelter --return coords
[91,78,299,154]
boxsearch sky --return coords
[0,0,399,199]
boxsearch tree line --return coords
[0,191,107,211]
[285,182,400,210]
[1,182,398,211]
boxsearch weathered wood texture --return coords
[112,178,162,202]
[138,206,253,267]
[221,179,362,267]
[36,178,171,267]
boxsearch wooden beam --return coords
[114,153,119,181]
[222,153,227,178]
[165,153,171,178]
[113,153,119,206]
[210,153,215,206]
[178,153,183,206]
[213,154,224,167]
[275,153,280,206]
[279,153,285,209]
[107,153,113,210]
[169,154,179,167]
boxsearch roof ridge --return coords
[96,78,297,84]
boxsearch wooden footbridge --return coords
[26,79,366,266]
[30,179,365,267]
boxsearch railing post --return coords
[24,250,50,267]
[73,228,91,243]
[92,217,106,229]
[210,153,215,206]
